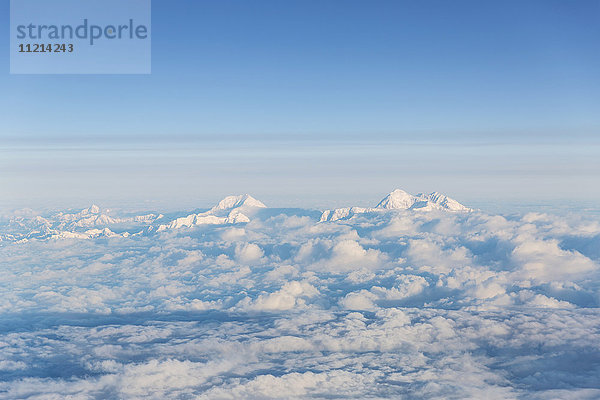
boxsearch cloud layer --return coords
[1,196,599,398]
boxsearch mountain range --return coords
[320,189,472,222]
[0,190,471,242]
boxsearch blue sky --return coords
[1,0,599,209]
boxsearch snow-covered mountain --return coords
[0,204,161,242]
[210,194,266,211]
[0,191,471,241]
[0,195,267,242]
[157,194,265,231]
[377,189,472,212]
[320,189,472,222]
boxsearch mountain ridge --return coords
[1,190,471,241]
[321,189,472,222]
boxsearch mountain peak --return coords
[156,195,263,232]
[375,189,419,210]
[374,189,471,212]
[80,204,100,215]
[321,189,473,221]
[211,194,266,211]
[424,192,471,212]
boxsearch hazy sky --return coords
[1,0,599,210]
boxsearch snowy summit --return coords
[321,189,472,222]
[376,189,472,212]
[210,194,267,212]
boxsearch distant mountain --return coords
[375,189,418,210]
[156,194,266,232]
[320,189,472,222]
[1,204,160,242]
[0,191,472,241]
[1,195,266,242]
[210,194,266,211]
[376,189,472,212]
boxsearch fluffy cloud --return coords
[235,243,265,263]
[1,202,599,398]
[240,281,320,311]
